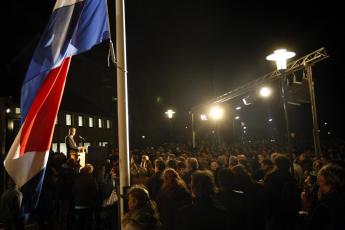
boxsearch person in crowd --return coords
[264,154,300,230]
[0,178,24,230]
[232,164,265,230]
[122,185,161,230]
[229,155,239,168]
[166,159,177,170]
[182,157,199,189]
[176,160,187,177]
[140,154,153,177]
[72,163,99,230]
[260,158,274,181]
[308,163,345,230]
[209,160,218,175]
[57,158,77,229]
[175,170,228,230]
[36,163,59,230]
[100,167,119,230]
[146,159,166,201]
[216,168,249,230]
[156,168,192,230]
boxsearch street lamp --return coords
[165,109,175,143]
[266,49,295,70]
[209,105,223,145]
[259,86,272,98]
[209,106,223,120]
[165,109,175,119]
[266,48,295,174]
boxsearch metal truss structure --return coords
[191,47,329,111]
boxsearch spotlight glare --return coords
[210,106,223,120]
[260,87,272,97]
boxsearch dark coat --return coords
[175,197,229,230]
[215,189,250,230]
[264,170,300,230]
[73,174,98,208]
[156,186,192,230]
[309,192,345,230]
[146,172,163,201]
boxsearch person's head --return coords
[229,156,238,168]
[217,155,227,168]
[317,163,345,198]
[142,154,149,161]
[273,154,291,172]
[110,167,117,179]
[257,153,266,163]
[68,127,76,136]
[167,153,176,161]
[127,185,151,211]
[176,161,187,176]
[82,163,94,175]
[210,160,218,172]
[261,159,273,172]
[191,170,215,198]
[162,168,187,189]
[187,157,199,172]
[154,159,166,173]
[167,159,177,170]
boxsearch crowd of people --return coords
[0,140,344,230]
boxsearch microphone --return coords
[79,135,85,141]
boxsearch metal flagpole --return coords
[115,0,130,220]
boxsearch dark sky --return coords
[2,0,345,145]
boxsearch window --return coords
[52,143,58,153]
[78,115,83,127]
[98,118,103,128]
[15,107,21,114]
[84,142,91,149]
[106,119,111,129]
[59,143,67,156]
[66,114,72,126]
[89,117,94,127]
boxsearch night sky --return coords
[2,0,345,146]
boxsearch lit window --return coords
[55,116,58,125]
[59,143,67,156]
[15,107,21,114]
[106,120,111,129]
[78,115,83,127]
[66,114,72,126]
[84,142,91,149]
[52,143,58,153]
[98,118,103,128]
[89,117,94,127]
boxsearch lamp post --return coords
[191,112,196,149]
[165,109,175,142]
[233,115,240,144]
[210,106,223,145]
[266,49,295,174]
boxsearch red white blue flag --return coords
[4,0,110,213]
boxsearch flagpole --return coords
[115,0,130,220]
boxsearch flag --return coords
[4,0,110,214]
